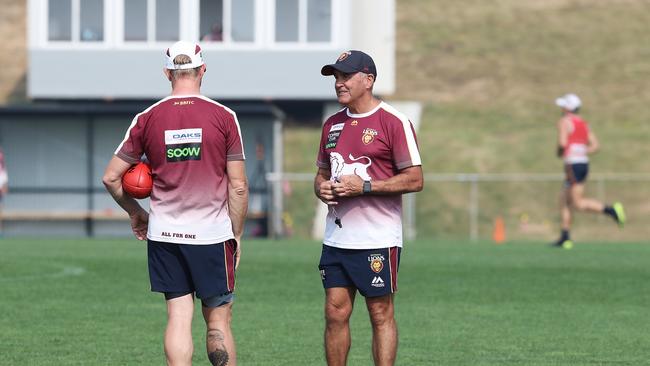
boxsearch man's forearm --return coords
[369,172,423,195]
[228,184,249,239]
[103,178,146,216]
[367,165,423,195]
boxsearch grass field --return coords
[2,238,649,365]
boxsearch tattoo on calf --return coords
[207,329,229,366]
[208,350,229,366]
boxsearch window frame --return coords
[35,0,343,50]
[265,0,340,49]
[42,0,112,48]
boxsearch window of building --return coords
[306,0,331,42]
[48,0,72,41]
[123,0,179,42]
[155,0,179,41]
[275,0,331,43]
[80,0,104,41]
[200,0,224,42]
[48,0,104,42]
[231,0,255,42]
[275,0,299,42]
[200,0,256,43]
[124,0,147,41]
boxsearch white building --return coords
[28,0,395,99]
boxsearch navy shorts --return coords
[147,239,237,300]
[564,163,589,185]
[318,244,401,298]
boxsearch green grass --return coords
[2,238,650,365]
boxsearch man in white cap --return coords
[553,93,625,248]
[103,41,248,365]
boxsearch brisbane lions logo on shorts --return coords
[368,254,384,273]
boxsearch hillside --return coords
[0,0,27,104]
[394,0,650,174]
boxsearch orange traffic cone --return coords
[492,216,506,244]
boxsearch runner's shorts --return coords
[147,239,237,299]
[564,163,589,185]
[318,244,401,298]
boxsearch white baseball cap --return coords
[164,41,204,70]
[555,93,582,111]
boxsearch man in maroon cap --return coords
[314,50,424,366]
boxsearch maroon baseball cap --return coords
[321,50,377,78]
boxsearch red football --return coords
[122,162,152,199]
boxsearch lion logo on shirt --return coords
[330,152,372,181]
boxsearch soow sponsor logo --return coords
[165,128,202,162]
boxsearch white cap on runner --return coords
[555,93,582,111]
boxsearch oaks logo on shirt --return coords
[362,128,378,145]
[165,128,202,162]
[368,254,384,273]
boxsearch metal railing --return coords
[266,172,650,240]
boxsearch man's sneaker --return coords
[613,202,626,228]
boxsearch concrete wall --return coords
[27,0,396,100]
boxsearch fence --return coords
[267,172,650,242]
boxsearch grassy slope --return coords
[396,0,650,174]
[284,0,650,240]
[2,238,650,365]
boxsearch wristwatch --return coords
[362,180,372,195]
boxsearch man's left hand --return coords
[332,175,363,197]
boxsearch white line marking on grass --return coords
[0,265,86,282]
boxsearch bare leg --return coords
[570,183,605,213]
[366,294,398,366]
[165,294,195,366]
[324,287,356,366]
[560,186,572,231]
[202,302,236,366]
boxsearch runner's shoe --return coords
[613,202,626,228]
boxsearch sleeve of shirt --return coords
[316,121,330,169]
[115,114,146,164]
[389,117,422,170]
[225,112,245,161]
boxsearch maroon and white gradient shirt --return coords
[115,95,245,245]
[317,102,421,249]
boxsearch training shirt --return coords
[316,101,421,249]
[115,95,245,245]
[564,114,590,164]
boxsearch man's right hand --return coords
[129,210,149,241]
[318,180,338,205]
[234,236,242,270]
